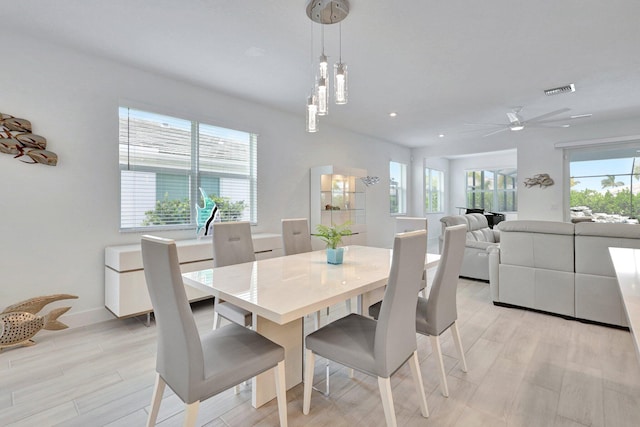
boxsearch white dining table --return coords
[182,245,440,408]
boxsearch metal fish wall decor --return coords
[524,173,554,188]
[0,113,58,166]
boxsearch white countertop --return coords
[609,247,640,363]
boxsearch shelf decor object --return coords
[0,294,77,351]
[316,221,352,265]
[310,165,367,249]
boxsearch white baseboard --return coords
[61,307,117,329]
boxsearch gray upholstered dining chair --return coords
[395,217,428,296]
[141,235,288,427]
[211,221,254,330]
[281,218,313,255]
[370,223,468,398]
[303,230,429,427]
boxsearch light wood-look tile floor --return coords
[2,273,640,426]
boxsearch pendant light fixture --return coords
[334,23,348,104]
[317,25,329,116]
[306,22,318,133]
[305,0,350,133]
[306,93,318,132]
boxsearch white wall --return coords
[0,34,410,326]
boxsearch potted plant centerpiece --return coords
[315,221,352,265]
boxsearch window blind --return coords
[119,107,257,230]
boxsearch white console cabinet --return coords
[105,233,282,318]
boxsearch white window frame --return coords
[119,106,258,231]
[424,167,444,214]
[389,161,407,215]
[465,169,517,212]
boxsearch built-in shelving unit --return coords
[310,165,367,249]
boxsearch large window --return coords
[119,107,257,230]
[569,145,640,221]
[389,161,407,215]
[424,168,444,213]
[466,169,517,212]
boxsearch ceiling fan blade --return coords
[535,114,592,124]
[525,108,571,124]
[483,127,509,137]
[464,122,507,127]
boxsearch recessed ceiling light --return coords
[389,112,398,117]
[561,124,571,128]
[438,134,445,138]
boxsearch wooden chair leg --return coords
[408,351,429,418]
[303,349,315,415]
[377,376,397,427]
[183,400,200,427]
[451,321,468,372]
[274,360,288,427]
[430,335,449,397]
[146,373,165,427]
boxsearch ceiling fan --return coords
[466,107,592,137]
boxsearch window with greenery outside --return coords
[142,194,247,226]
[119,107,257,230]
[466,169,516,212]
[569,150,640,221]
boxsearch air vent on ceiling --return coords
[544,83,575,96]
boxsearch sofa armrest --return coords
[488,245,500,301]
[492,229,500,243]
[466,240,496,251]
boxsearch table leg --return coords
[252,314,303,408]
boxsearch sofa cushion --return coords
[575,223,640,277]
[575,274,627,326]
[497,220,574,235]
[499,264,574,316]
[499,230,574,272]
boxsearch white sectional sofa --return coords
[440,213,500,281]
[489,220,640,327]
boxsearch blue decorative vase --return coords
[326,247,344,265]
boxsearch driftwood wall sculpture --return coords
[0,113,58,166]
[524,173,554,188]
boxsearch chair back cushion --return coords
[141,236,204,401]
[281,218,313,255]
[212,222,256,267]
[423,224,467,335]
[440,213,496,243]
[374,230,427,377]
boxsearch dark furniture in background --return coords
[465,209,505,229]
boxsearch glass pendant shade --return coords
[306,94,318,133]
[334,62,348,104]
[319,53,328,80]
[317,76,328,116]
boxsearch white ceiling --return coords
[4,0,640,147]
